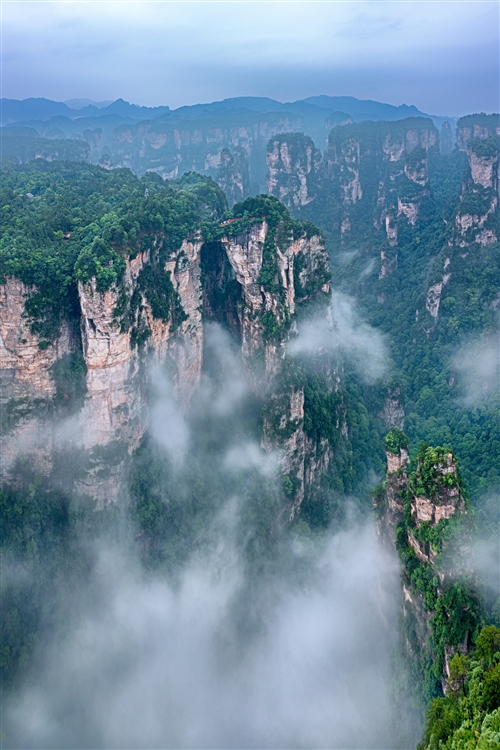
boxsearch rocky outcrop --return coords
[221,220,329,375]
[421,129,498,328]
[266,134,322,209]
[380,388,405,430]
[2,198,337,510]
[261,363,346,517]
[265,119,439,245]
[448,131,499,252]
[456,114,500,152]
[216,147,250,206]
[216,208,341,512]
[330,119,436,239]
[109,114,304,191]
[375,437,477,695]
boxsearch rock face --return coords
[326,120,436,244]
[266,119,438,266]
[456,114,500,152]
[375,440,476,694]
[1,236,204,506]
[78,238,203,446]
[1,206,340,509]
[216,147,251,207]
[205,213,349,514]
[0,277,73,475]
[109,114,304,196]
[266,134,322,209]
[416,119,499,330]
[222,221,329,373]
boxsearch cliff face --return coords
[216,147,251,207]
[0,277,73,475]
[108,114,304,196]
[222,221,329,370]
[456,114,500,152]
[78,236,203,442]
[216,214,342,512]
[266,134,322,209]
[1,184,342,510]
[326,120,437,244]
[266,119,438,258]
[0,234,204,506]
[199,195,355,515]
[420,120,499,330]
[375,436,480,695]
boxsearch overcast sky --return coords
[2,1,499,115]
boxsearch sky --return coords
[1,1,499,117]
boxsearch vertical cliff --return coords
[325,118,437,246]
[0,166,225,505]
[198,195,357,514]
[216,147,251,207]
[420,118,499,331]
[266,133,322,210]
[375,429,481,699]
[2,167,352,512]
[266,118,439,261]
[0,277,74,476]
[109,112,305,194]
[0,238,204,506]
[74,236,204,504]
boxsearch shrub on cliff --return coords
[419,626,500,750]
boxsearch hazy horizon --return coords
[2,1,499,117]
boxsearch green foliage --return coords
[476,625,500,667]
[0,132,90,164]
[456,113,500,130]
[469,135,500,159]
[419,626,500,750]
[410,445,463,500]
[137,263,187,329]
[0,162,226,340]
[457,186,496,218]
[282,114,498,500]
[74,237,126,291]
[385,426,410,454]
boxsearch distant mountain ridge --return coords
[0,94,465,199]
[1,94,442,127]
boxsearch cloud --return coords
[198,323,249,417]
[4,520,399,749]
[149,366,190,463]
[2,1,498,113]
[289,291,389,383]
[2,317,405,749]
[223,441,277,478]
[451,332,500,407]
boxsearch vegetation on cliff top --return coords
[0,162,226,340]
[456,113,500,130]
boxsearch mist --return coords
[5,523,398,749]
[289,291,389,383]
[451,332,500,407]
[3,324,401,749]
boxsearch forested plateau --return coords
[0,109,499,749]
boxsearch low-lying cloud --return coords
[289,291,389,383]
[5,522,398,749]
[3,322,401,749]
[451,332,499,407]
